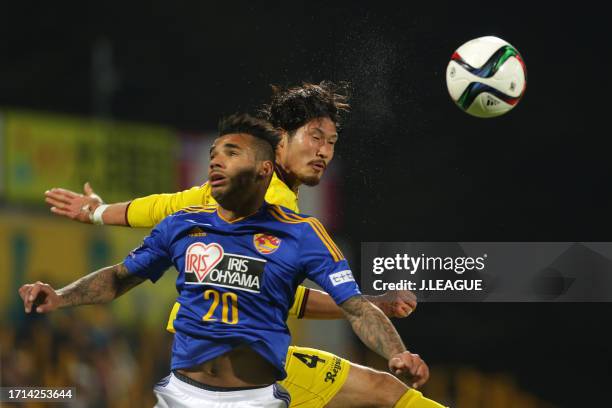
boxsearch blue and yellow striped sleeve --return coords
[268,205,359,305]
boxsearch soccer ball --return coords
[446,36,527,118]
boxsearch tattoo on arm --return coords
[362,294,389,316]
[57,263,145,308]
[341,295,406,359]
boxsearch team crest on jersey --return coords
[253,233,281,254]
[185,242,224,282]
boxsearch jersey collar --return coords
[215,202,270,224]
[272,168,299,201]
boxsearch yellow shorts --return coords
[280,345,351,408]
[395,389,448,408]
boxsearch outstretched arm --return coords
[45,182,129,226]
[44,182,207,227]
[341,295,429,388]
[18,263,145,313]
[301,288,416,319]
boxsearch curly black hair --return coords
[260,81,350,134]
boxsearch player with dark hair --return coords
[23,113,438,407]
[217,113,279,161]
[44,83,445,408]
[260,80,350,188]
[260,81,350,187]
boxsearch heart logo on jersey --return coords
[185,242,224,282]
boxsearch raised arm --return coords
[298,288,417,320]
[340,295,429,388]
[18,263,145,313]
[45,182,130,226]
[44,182,208,227]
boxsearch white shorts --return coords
[153,371,290,408]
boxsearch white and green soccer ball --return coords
[446,36,527,118]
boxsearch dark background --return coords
[2,1,611,406]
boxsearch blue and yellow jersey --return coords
[122,203,361,380]
[126,171,310,319]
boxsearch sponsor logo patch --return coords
[188,227,207,237]
[324,357,343,383]
[185,242,224,282]
[329,270,355,286]
[184,242,265,293]
[253,233,281,254]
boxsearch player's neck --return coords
[217,197,265,223]
[217,205,261,223]
[274,164,300,193]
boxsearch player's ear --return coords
[259,160,274,178]
[277,130,288,151]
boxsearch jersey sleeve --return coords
[127,184,213,227]
[288,285,310,318]
[123,217,174,282]
[298,219,361,305]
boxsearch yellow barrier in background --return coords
[2,110,178,204]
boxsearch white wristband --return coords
[91,204,109,225]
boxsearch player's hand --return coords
[371,290,417,318]
[18,282,62,314]
[45,182,103,224]
[389,351,429,389]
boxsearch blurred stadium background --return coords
[1,2,611,407]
